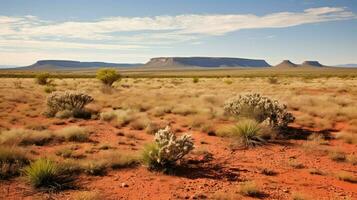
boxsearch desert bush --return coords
[24,158,74,190]
[268,77,278,84]
[55,126,89,142]
[230,119,265,147]
[0,146,29,179]
[224,93,294,129]
[35,72,51,85]
[96,68,121,86]
[45,90,93,118]
[0,129,53,146]
[141,126,194,170]
[193,77,199,83]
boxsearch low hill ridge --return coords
[275,60,298,68]
[19,60,143,70]
[144,57,271,68]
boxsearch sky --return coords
[0,0,356,66]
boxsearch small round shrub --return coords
[96,68,121,86]
[45,90,93,118]
[224,93,294,129]
[193,77,199,83]
[35,72,51,85]
[141,126,194,171]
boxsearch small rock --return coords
[121,183,129,187]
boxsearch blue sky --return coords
[0,0,356,66]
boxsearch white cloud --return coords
[0,7,355,65]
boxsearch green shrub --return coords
[229,119,265,147]
[96,68,121,86]
[35,72,51,85]
[193,77,199,83]
[24,158,74,190]
[0,146,29,179]
[224,93,294,129]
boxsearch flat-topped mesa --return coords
[302,61,324,67]
[146,57,271,68]
[275,60,298,68]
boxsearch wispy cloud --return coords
[0,7,355,64]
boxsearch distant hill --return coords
[16,60,143,71]
[335,64,357,68]
[301,61,324,67]
[143,57,271,69]
[274,60,298,68]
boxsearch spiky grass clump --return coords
[230,119,265,147]
[24,158,74,190]
[0,146,29,179]
[55,126,89,142]
[141,143,161,170]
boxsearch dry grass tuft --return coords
[239,181,262,197]
[72,191,102,200]
[336,171,357,183]
[0,129,53,146]
[55,126,89,142]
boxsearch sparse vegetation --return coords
[0,129,53,146]
[0,146,29,179]
[0,76,356,199]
